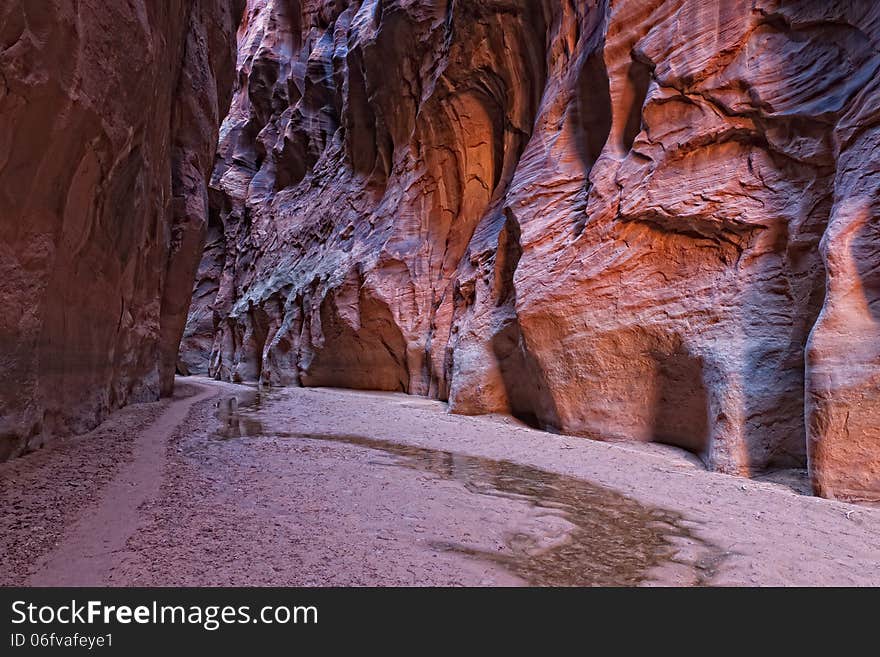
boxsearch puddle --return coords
[212,392,718,586]
[213,388,264,439]
[293,432,712,586]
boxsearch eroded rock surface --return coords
[0,0,243,459]
[183,0,880,502]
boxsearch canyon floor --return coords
[1,377,878,587]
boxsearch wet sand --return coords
[2,377,878,586]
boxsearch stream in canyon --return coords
[214,388,716,586]
[3,377,879,587]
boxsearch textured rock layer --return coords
[0,0,243,459]
[183,0,880,502]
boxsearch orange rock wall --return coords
[182,0,880,501]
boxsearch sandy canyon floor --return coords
[1,377,878,587]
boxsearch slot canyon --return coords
[1,0,879,587]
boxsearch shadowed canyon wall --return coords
[0,0,244,459]
[181,0,878,503]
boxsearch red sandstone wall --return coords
[0,0,244,459]
[181,0,880,502]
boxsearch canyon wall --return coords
[0,0,244,459]
[183,0,880,502]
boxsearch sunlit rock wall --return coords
[183,0,880,502]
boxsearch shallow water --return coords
[213,389,714,586]
[213,388,263,439]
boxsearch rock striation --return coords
[182,0,880,502]
[0,0,244,459]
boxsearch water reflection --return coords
[212,392,717,585]
[291,432,707,586]
[213,389,264,439]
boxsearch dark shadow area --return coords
[741,217,824,473]
[246,304,270,382]
[301,275,410,393]
[0,434,20,463]
[621,57,652,152]
[573,49,612,175]
[493,208,523,307]
[569,5,610,237]
[490,210,561,430]
[854,211,880,322]
[649,347,710,457]
[180,200,227,372]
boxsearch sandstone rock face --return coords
[805,4,880,503]
[183,0,880,502]
[0,0,243,459]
